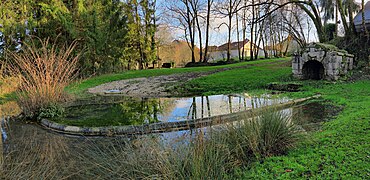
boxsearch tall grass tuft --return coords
[8,37,79,118]
[250,110,301,157]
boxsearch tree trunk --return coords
[185,0,196,63]
[227,2,232,62]
[242,0,246,61]
[236,13,241,61]
[191,1,203,62]
[348,3,357,35]
[250,0,255,60]
[362,0,369,35]
[336,0,350,36]
[203,0,212,62]
[297,2,325,42]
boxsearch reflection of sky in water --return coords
[159,95,290,122]
[53,94,291,127]
[0,95,290,144]
[0,100,340,158]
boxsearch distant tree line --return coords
[0,0,157,76]
[164,0,369,65]
[1,0,368,76]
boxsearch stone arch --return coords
[302,60,325,80]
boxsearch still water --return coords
[53,94,290,127]
[0,95,341,178]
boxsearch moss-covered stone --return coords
[310,43,348,54]
[267,82,303,92]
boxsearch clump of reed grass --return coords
[78,109,303,179]
[228,109,302,159]
[0,131,77,179]
[8,37,79,118]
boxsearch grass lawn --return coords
[67,57,289,96]
[233,80,370,179]
[175,60,292,95]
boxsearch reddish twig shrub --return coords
[8,37,79,118]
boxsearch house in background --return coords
[158,40,200,67]
[207,39,265,62]
[354,1,370,33]
[264,35,300,57]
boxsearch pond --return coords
[0,95,342,146]
[0,96,342,178]
[52,94,290,127]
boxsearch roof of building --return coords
[354,1,370,26]
[208,39,255,52]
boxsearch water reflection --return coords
[0,98,342,178]
[57,94,290,126]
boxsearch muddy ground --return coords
[88,66,247,97]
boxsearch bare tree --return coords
[215,0,242,61]
[166,0,197,63]
[203,0,214,62]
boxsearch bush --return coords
[8,37,79,119]
[330,34,370,68]
[37,103,65,120]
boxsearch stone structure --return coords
[292,43,354,80]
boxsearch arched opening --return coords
[302,60,324,80]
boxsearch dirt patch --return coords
[88,66,247,97]
[88,60,287,97]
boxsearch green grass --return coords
[67,58,289,96]
[176,60,292,95]
[233,80,370,179]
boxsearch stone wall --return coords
[292,43,354,80]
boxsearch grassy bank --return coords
[67,57,289,96]
[233,80,370,179]
[175,60,292,95]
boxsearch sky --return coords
[156,0,370,47]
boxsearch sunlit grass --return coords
[67,57,290,97]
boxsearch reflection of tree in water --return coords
[187,95,251,120]
[118,98,163,125]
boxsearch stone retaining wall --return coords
[40,95,321,136]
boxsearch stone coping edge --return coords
[40,95,321,136]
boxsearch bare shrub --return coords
[8,37,79,118]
